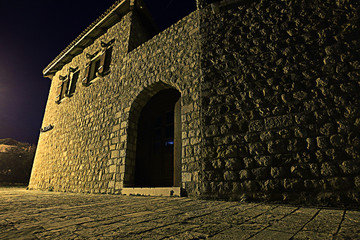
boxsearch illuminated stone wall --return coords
[197,0,360,206]
[30,0,360,207]
[29,10,201,194]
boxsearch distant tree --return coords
[0,143,36,184]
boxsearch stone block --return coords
[320,123,336,136]
[224,158,242,170]
[244,133,259,142]
[293,91,308,100]
[183,104,194,113]
[239,169,252,180]
[109,165,116,173]
[182,172,192,182]
[120,135,127,142]
[112,124,120,132]
[327,177,351,191]
[224,171,238,181]
[320,162,338,177]
[264,115,293,130]
[282,179,304,191]
[345,146,360,160]
[304,179,319,190]
[290,165,310,178]
[249,142,266,156]
[330,134,345,147]
[340,161,360,175]
[241,180,259,192]
[243,157,255,169]
[204,125,220,137]
[182,132,188,139]
[354,176,360,189]
[267,140,287,154]
[111,150,119,158]
[309,163,320,177]
[108,181,115,188]
[211,159,224,169]
[249,120,264,132]
[254,156,273,167]
[277,129,291,139]
[119,165,125,174]
[261,179,281,192]
[260,131,274,141]
[120,121,127,129]
[306,138,317,150]
[115,111,121,119]
[237,119,249,132]
[294,128,308,138]
[287,139,305,152]
[217,145,238,158]
[316,137,329,149]
[251,167,270,180]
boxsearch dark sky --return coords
[0,0,196,144]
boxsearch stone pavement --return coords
[0,188,359,240]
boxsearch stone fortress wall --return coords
[29,0,360,207]
[197,0,360,206]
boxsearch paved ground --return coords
[0,188,359,239]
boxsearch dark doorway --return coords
[135,89,181,187]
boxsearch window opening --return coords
[67,69,79,96]
[82,40,114,86]
[55,67,79,104]
[90,58,101,81]
[55,74,68,104]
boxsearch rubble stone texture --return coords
[29,0,360,207]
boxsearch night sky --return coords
[0,0,196,144]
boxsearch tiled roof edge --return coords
[43,0,130,76]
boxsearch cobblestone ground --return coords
[0,188,359,240]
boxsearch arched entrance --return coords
[134,89,181,187]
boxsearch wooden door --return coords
[135,89,180,187]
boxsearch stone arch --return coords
[123,81,182,187]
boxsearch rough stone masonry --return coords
[29,0,360,208]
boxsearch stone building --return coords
[29,0,360,207]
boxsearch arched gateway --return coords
[135,89,181,187]
[122,83,182,196]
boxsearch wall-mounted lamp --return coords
[40,125,54,133]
